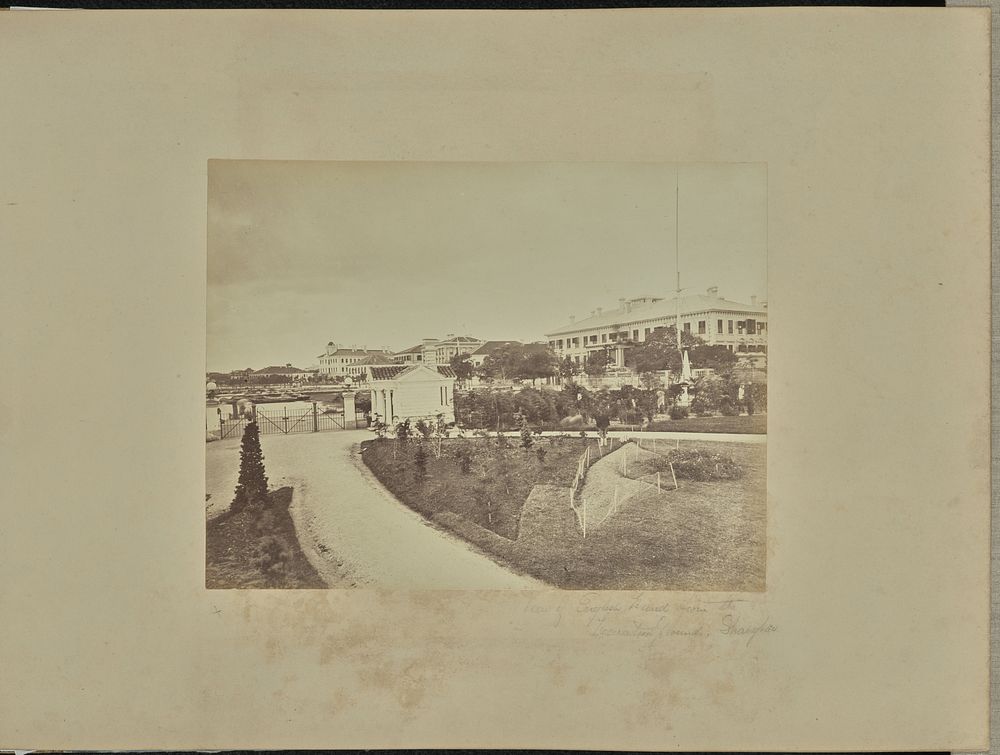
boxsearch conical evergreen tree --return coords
[232,421,269,511]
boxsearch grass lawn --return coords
[362,436,766,590]
[646,413,766,434]
[206,487,326,589]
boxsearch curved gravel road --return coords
[206,430,541,588]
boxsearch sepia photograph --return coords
[206,160,767,590]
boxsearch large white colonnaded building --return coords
[544,287,768,370]
[367,364,458,426]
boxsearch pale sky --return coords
[208,161,766,372]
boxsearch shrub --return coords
[719,398,739,416]
[414,444,429,481]
[232,421,268,512]
[669,405,690,420]
[252,534,291,577]
[690,393,713,417]
[519,422,534,450]
[666,448,744,481]
[535,446,547,465]
[456,449,473,474]
[415,419,433,440]
[395,418,412,442]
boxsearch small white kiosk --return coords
[368,364,457,426]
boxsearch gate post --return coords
[313,402,318,432]
[343,391,357,429]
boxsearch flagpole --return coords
[675,172,681,354]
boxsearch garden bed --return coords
[206,486,327,589]
[362,436,766,590]
[361,435,596,540]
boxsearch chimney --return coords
[618,297,626,310]
[326,342,336,355]
[285,363,291,368]
[625,301,633,313]
[751,295,758,306]
[569,315,576,324]
[707,286,719,297]
[361,344,367,351]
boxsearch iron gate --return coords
[218,402,367,439]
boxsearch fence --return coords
[215,402,366,440]
[568,444,595,537]
[569,438,681,537]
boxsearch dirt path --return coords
[206,431,540,588]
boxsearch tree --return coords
[450,352,475,382]
[689,343,737,374]
[479,343,526,382]
[635,391,659,422]
[520,346,559,385]
[558,355,578,379]
[626,326,699,374]
[584,347,613,377]
[232,421,269,511]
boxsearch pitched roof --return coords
[470,340,522,356]
[253,365,305,374]
[436,335,482,344]
[369,364,457,382]
[393,344,425,354]
[356,353,395,365]
[316,347,394,358]
[545,294,766,336]
[369,366,409,381]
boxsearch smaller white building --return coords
[368,364,457,426]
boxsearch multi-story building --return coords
[392,335,484,367]
[544,287,767,369]
[317,342,395,378]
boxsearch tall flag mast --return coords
[675,171,682,353]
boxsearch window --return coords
[698,321,706,335]
[728,320,734,334]
[590,335,598,344]
[746,319,757,335]
[602,334,607,343]
[717,319,723,334]
[737,321,745,334]
[632,329,639,340]
[558,339,564,349]
[683,322,691,333]
[644,327,651,337]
